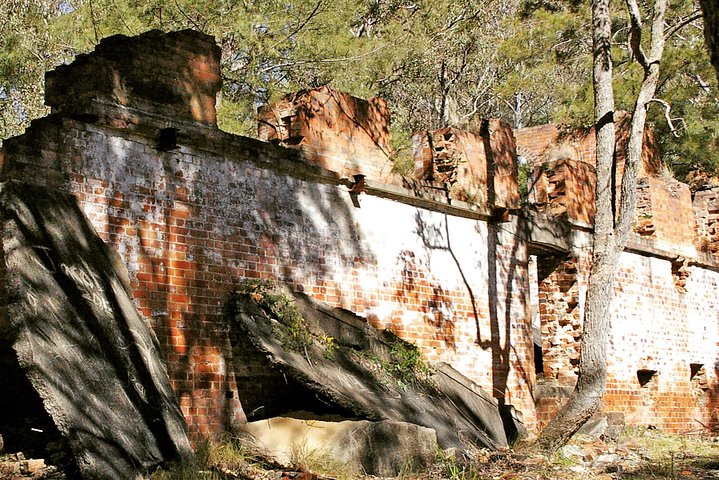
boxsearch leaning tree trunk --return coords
[538,0,668,452]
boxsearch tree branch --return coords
[625,0,648,68]
[272,0,324,48]
[665,10,702,40]
[647,98,683,137]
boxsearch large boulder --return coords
[228,287,524,452]
[240,417,437,477]
[0,182,192,478]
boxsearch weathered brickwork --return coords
[258,86,393,182]
[411,122,520,209]
[536,256,584,385]
[2,29,719,440]
[514,113,662,179]
[1,30,535,436]
[522,120,716,432]
[603,253,719,431]
[529,159,597,224]
[634,177,696,251]
[695,186,719,254]
[533,248,719,432]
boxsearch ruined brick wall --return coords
[2,118,535,434]
[634,177,696,252]
[3,28,719,441]
[514,113,662,179]
[533,247,719,432]
[603,253,719,431]
[529,159,597,224]
[0,30,535,436]
[695,187,719,254]
[258,87,393,182]
[411,122,520,210]
[535,256,584,385]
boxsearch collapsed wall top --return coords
[258,86,393,181]
[45,29,222,129]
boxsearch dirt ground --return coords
[3,428,719,479]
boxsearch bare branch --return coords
[664,10,702,40]
[647,98,683,137]
[272,0,323,47]
[173,0,201,30]
[259,43,391,73]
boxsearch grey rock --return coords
[229,291,520,451]
[241,417,436,477]
[561,444,585,461]
[0,182,193,479]
[575,414,609,440]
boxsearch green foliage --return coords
[235,278,313,352]
[2,0,717,181]
[150,437,219,480]
[436,448,481,480]
[389,125,415,176]
[384,337,429,388]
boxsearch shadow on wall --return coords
[413,208,530,439]
[99,133,373,437]
[414,213,480,347]
[393,249,455,348]
[486,215,531,440]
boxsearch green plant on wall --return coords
[235,279,313,352]
[383,336,430,389]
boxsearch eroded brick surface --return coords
[412,122,519,210]
[695,187,719,254]
[514,112,662,178]
[529,159,597,224]
[258,86,393,181]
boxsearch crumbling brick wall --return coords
[535,256,583,385]
[634,177,696,251]
[533,247,719,432]
[412,121,520,210]
[0,30,535,436]
[513,113,662,179]
[694,186,719,254]
[258,87,393,182]
[529,159,597,224]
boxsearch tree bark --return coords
[537,0,668,452]
[700,0,719,84]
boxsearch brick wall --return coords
[0,30,535,436]
[514,113,662,179]
[529,159,597,224]
[258,86,393,182]
[695,187,719,254]
[634,177,696,252]
[533,248,719,432]
[2,117,535,435]
[411,122,520,209]
[2,28,719,440]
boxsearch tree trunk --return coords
[537,0,616,450]
[537,0,668,451]
[700,0,719,84]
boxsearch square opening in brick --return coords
[157,128,179,151]
[637,369,657,388]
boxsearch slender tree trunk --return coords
[700,0,719,84]
[538,0,668,451]
[537,0,615,449]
